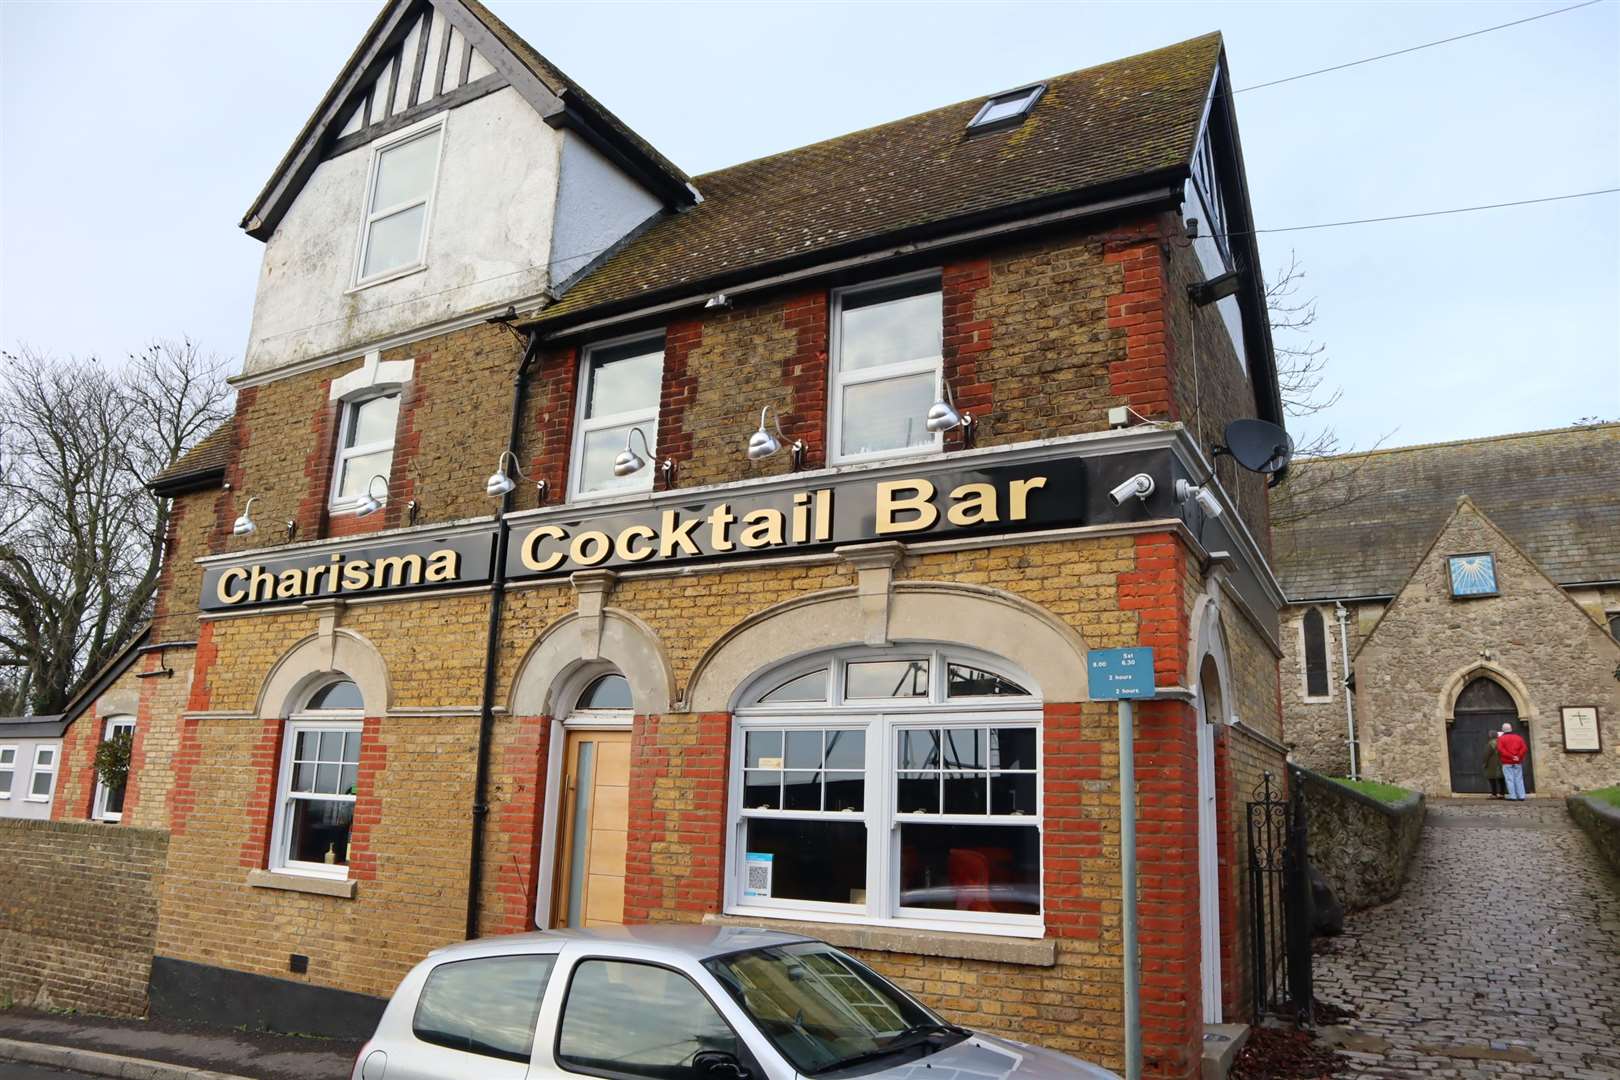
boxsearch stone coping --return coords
[245,869,357,899]
[701,914,1056,967]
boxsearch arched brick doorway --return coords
[1449,677,1534,794]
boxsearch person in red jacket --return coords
[1496,723,1529,801]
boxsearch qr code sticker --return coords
[747,863,770,892]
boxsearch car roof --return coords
[425,924,815,964]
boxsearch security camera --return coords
[1176,479,1224,518]
[1108,473,1156,507]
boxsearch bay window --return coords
[728,647,1042,935]
[829,275,943,463]
[269,679,365,878]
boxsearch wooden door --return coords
[552,730,630,928]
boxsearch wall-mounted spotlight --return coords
[614,427,677,488]
[1188,269,1242,307]
[485,450,548,504]
[925,383,975,446]
[704,293,732,310]
[355,474,389,517]
[1107,473,1155,507]
[1175,478,1223,518]
[746,405,805,470]
[232,496,258,537]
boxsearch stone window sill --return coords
[701,913,1056,967]
[247,869,357,899]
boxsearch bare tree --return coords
[1265,253,1389,527]
[0,339,231,716]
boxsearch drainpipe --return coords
[466,329,542,941]
[1335,601,1358,780]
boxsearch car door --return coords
[380,951,558,1080]
[528,950,787,1080]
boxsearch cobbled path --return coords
[1314,798,1620,1079]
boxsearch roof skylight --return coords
[968,84,1045,130]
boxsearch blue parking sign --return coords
[1088,648,1156,700]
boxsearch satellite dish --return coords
[1217,419,1294,480]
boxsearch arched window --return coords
[576,673,632,712]
[1301,608,1331,700]
[730,645,1041,935]
[270,678,365,879]
[1455,677,1514,713]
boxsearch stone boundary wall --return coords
[1299,769,1425,912]
[0,819,168,1016]
[1566,794,1620,877]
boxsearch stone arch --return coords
[1189,590,1233,725]
[685,581,1090,713]
[509,608,674,717]
[256,628,390,718]
[1439,661,1536,723]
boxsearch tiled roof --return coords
[1271,424,1620,600]
[147,423,234,493]
[537,32,1223,322]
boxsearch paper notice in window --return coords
[744,852,773,898]
[757,757,783,769]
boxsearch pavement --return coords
[0,1010,360,1080]
[1313,797,1620,1079]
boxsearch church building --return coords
[1273,424,1620,795]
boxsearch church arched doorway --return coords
[1448,676,1534,794]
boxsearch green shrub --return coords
[93,729,134,791]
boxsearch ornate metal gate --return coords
[1246,769,1313,1022]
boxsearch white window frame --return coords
[0,745,16,799]
[967,84,1045,130]
[568,333,665,501]
[268,691,365,880]
[26,744,57,802]
[327,389,402,514]
[352,117,446,290]
[828,272,945,466]
[1299,606,1334,703]
[726,645,1043,938]
[92,715,136,822]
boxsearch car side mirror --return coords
[693,1050,750,1080]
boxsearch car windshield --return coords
[703,942,960,1075]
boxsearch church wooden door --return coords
[1448,677,1534,794]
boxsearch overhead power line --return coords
[1218,186,1620,238]
[1235,0,1605,93]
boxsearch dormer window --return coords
[355,121,444,286]
[968,84,1044,131]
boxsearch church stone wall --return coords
[1278,600,1384,777]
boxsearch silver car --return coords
[351,926,1120,1080]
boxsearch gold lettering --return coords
[425,549,459,582]
[708,504,736,552]
[1009,476,1047,520]
[947,482,999,527]
[249,565,276,603]
[570,530,612,567]
[276,568,303,599]
[521,525,567,573]
[791,492,811,543]
[372,554,424,589]
[326,553,342,594]
[739,508,785,548]
[660,510,701,558]
[216,567,247,605]
[617,524,656,562]
[303,565,323,594]
[342,560,372,591]
[876,479,937,535]
[815,489,832,541]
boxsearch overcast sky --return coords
[2,0,1616,453]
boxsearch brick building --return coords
[43,2,1295,1076]
[1273,424,1620,795]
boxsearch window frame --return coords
[967,84,1045,131]
[92,715,136,823]
[0,745,16,799]
[1607,610,1620,642]
[268,685,365,880]
[827,272,945,467]
[727,646,1043,938]
[327,389,403,514]
[568,332,666,502]
[1299,607,1333,703]
[26,744,57,802]
[352,118,446,290]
